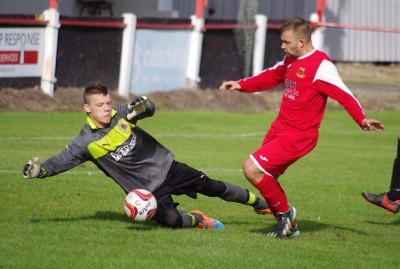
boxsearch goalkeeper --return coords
[22,82,270,230]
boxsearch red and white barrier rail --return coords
[0,18,47,26]
[3,15,399,33]
[312,21,400,33]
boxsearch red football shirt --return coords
[238,49,366,130]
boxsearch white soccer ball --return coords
[124,189,157,222]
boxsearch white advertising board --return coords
[130,29,190,94]
[0,28,45,77]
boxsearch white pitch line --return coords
[156,132,264,138]
[0,170,105,175]
[0,136,74,141]
[1,168,243,175]
[0,132,264,141]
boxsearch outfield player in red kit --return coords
[219,17,385,238]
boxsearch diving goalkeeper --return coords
[22,82,270,230]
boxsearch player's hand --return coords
[219,81,241,91]
[362,118,385,133]
[22,157,41,179]
[127,96,149,120]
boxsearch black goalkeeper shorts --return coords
[152,160,207,201]
[151,160,226,228]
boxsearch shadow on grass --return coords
[365,218,400,226]
[250,219,368,236]
[30,211,161,230]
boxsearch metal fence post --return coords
[118,13,136,98]
[41,8,60,97]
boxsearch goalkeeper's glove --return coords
[22,157,45,179]
[127,96,149,120]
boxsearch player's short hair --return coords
[279,17,311,41]
[83,82,109,104]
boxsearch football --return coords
[124,189,157,222]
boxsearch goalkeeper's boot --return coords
[275,206,297,239]
[361,192,400,214]
[265,221,300,238]
[191,210,225,230]
[253,207,272,215]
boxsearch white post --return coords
[40,8,60,97]
[118,13,137,98]
[252,14,267,76]
[186,15,204,89]
[310,12,324,50]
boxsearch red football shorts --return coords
[250,123,319,178]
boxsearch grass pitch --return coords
[1,110,399,269]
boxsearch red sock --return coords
[254,174,289,216]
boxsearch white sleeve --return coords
[313,59,354,97]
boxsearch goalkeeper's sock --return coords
[219,181,269,212]
[247,191,268,210]
[246,191,257,205]
[189,212,203,225]
[220,181,251,204]
[179,210,199,228]
[254,174,289,216]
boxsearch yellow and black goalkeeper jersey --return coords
[40,100,175,193]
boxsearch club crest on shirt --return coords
[119,121,130,132]
[296,67,306,78]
